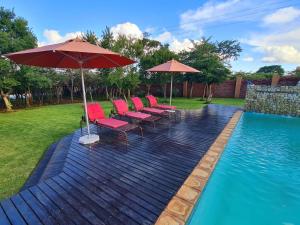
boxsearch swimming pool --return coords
[188,112,300,225]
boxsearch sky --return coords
[2,0,300,72]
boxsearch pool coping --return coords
[155,110,243,225]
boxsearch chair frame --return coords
[112,99,161,128]
[81,103,143,145]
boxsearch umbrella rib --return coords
[98,54,122,67]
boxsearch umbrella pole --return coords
[169,74,173,106]
[78,65,99,145]
[80,65,90,136]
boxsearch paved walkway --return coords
[0,105,239,225]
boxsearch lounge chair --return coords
[131,96,169,117]
[112,99,160,127]
[80,102,143,145]
[146,95,181,121]
[146,95,176,110]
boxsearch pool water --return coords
[188,112,300,225]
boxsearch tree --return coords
[83,30,99,45]
[0,59,19,110]
[295,67,300,77]
[140,45,178,97]
[256,65,284,76]
[216,40,242,63]
[0,7,37,110]
[181,39,233,101]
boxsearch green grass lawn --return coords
[0,98,244,200]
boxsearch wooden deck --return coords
[0,105,239,225]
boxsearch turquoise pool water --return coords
[188,112,300,225]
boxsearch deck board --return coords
[0,105,239,224]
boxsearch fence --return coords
[138,75,300,99]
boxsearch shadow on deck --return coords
[0,105,239,225]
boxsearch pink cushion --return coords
[146,95,158,107]
[113,99,129,115]
[126,111,151,120]
[97,118,128,128]
[87,103,106,122]
[143,107,165,114]
[157,104,176,110]
[131,97,144,111]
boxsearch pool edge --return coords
[155,110,243,225]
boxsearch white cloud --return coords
[169,39,197,53]
[111,22,143,40]
[244,28,300,64]
[154,31,173,43]
[39,29,83,46]
[180,0,255,31]
[260,45,300,63]
[263,7,300,25]
[242,56,254,62]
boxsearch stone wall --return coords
[245,85,300,116]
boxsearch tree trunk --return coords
[163,84,167,99]
[127,89,131,98]
[25,90,31,107]
[1,91,13,111]
[105,86,109,100]
[70,76,74,103]
[206,84,213,103]
[202,84,207,100]
[146,84,151,95]
[189,82,194,98]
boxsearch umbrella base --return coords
[79,134,100,145]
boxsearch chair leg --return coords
[138,126,143,138]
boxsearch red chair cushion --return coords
[97,118,128,129]
[146,95,158,107]
[113,99,129,115]
[87,103,106,122]
[126,112,151,120]
[143,107,165,114]
[131,97,144,111]
[157,104,177,110]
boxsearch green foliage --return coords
[181,39,231,85]
[0,59,19,93]
[140,45,178,86]
[83,30,99,45]
[296,67,300,77]
[0,7,37,54]
[256,65,284,76]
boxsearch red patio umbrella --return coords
[147,59,199,105]
[4,38,134,144]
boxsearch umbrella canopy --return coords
[4,38,134,144]
[146,59,199,73]
[5,38,134,68]
[146,59,199,105]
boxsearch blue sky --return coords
[2,0,300,72]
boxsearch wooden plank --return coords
[64,161,165,211]
[20,189,58,225]
[69,147,181,192]
[37,181,90,225]
[67,151,174,199]
[56,173,139,225]
[71,144,185,185]
[10,195,42,225]
[29,185,74,225]
[1,199,26,225]
[63,165,161,216]
[0,205,11,225]
[45,176,105,225]
[63,167,157,222]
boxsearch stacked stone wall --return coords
[245,85,300,116]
